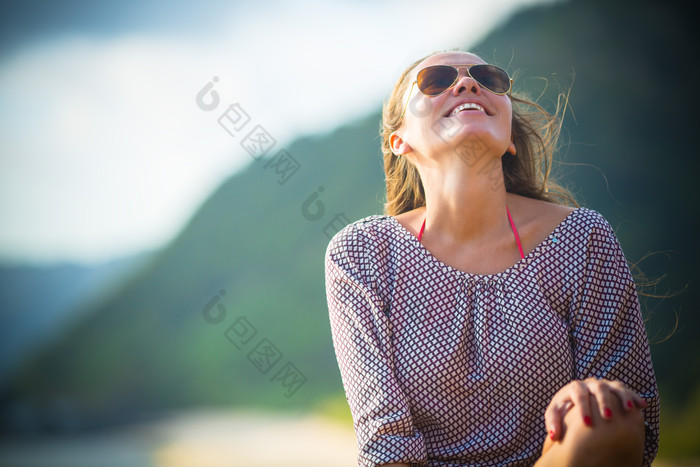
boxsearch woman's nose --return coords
[451,70,481,95]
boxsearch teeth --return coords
[450,102,484,116]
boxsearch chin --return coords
[441,126,507,159]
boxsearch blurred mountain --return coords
[1,0,696,458]
[0,111,387,433]
[0,254,151,384]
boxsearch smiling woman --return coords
[325,50,659,466]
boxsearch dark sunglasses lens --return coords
[417,66,458,96]
[470,64,510,94]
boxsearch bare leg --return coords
[534,393,645,466]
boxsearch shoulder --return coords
[546,203,616,240]
[324,214,398,284]
[325,214,395,259]
[546,205,625,260]
[551,205,619,249]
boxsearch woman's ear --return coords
[390,132,412,156]
[506,140,516,156]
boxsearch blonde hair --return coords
[380,51,578,216]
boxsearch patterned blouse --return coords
[325,207,659,466]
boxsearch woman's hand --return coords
[544,378,647,442]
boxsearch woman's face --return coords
[394,52,514,162]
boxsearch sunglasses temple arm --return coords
[400,82,416,120]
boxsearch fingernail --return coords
[604,407,613,418]
[583,415,592,426]
[549,430,555,440]
[626,400,634,409]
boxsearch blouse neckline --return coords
[384,207,584,280]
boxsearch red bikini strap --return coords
[506,206,525,260]
[417,217,426,242]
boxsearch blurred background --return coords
[0,0,697,465]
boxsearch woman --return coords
[325,50,659,466]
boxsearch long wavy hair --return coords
[380,51,578,216]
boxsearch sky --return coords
[0,0,559,265]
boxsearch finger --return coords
[544,394,576,441]
[634,394,649,409]
[604,380,635,413]
[588,379,618,420]
[571,380,593,427]
[605,380,648,412]
[544,399,566,441]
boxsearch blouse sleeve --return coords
[569,213,660,466]
[325,224,427,467]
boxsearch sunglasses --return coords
[401,64,512,118]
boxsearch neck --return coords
[419,155,510,244]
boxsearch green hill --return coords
[2,0,697,457]
[1,112,387,430]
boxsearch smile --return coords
[449,102,485,117]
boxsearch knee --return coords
[562,394,645,467]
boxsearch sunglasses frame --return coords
[400,64,513,120]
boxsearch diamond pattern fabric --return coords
[325,207,659,466]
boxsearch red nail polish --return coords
[627,400,634,409]
[583,415,592,426]
[604,408,613,418]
